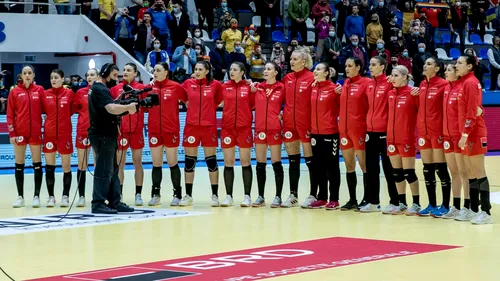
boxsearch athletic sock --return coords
[186,183,193,197]
[412,195,420,206]
[45,165,56,197]
[63,172,72,196]
[242,165,253,196]
[398,194,407,206]
[435,162,451,208]
[453,197,461,210]
[15,163,25,197]
[256,162,266,197]
[223,166,234,197]
[346,171,357,201]
[77,169,86,197]
[288,154,301,197]
[362,172,369,202]
[478,177,491,215]
[464,198,470,209]
[469,179,479,212]
[151,166,162,196]
[170,164,182,198]
[423,163,437,207]
[120,184,123,195]
[211,184,218,196]
[33,162,42,197]
[135,185,143,195]
[273,161,284,198]
[305,156,315,197]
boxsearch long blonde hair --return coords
[292,47,313,70]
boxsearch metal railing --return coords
[0,1,85,15]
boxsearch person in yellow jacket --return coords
[221,18,242,53]
[366,13,383,52]
[242,24,260,60]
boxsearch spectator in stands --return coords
[389,29,406,56]
[288,0,310,44]
[323,26,341,79]
[373,0,391,27]
[419,1,442,29]
[222,19,242,53]
[270,42,286,70]
[358,0,371,23]
[315,15,331,61]
[487,36,500,91]
[344,5,365,44]
[137,0,149,20]
[99,0,117,38]
[406,24,424,57]
[449,0,468,53]
[249,44,267,81]
[145,38,170,73]
[216,0,235,24]
[417,11,434,49]
[123,0,141,19]
[32,0,49,14]
[191,27,206,50]
[134,11,158,65]
[386,55,398,75]
[242,25,260,60]
[397,48,412,74]
[334,0,351,42]
[169,2,190,50]
[194,44,207,62]
[114,8,136,56]
[311,0,333,24]
[281,0,292,39]
[172,37,196,76]
[471,0,489,40]
[341,34,369,73]
[255,0,280,41]
[411,42,432,86]
[0,74,7,112]
[385,13,399,43]
[371,39,391,60]
[195,0,217,36]
[55,0,72,14]
[230,41,249,71]
[211,38,232,80]
[285,38,299,71]
[148,0,173,50]
[218,11,233,33]
[76,0,93,17]
[366,13,383,52]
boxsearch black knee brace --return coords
[206,155,218,172]
[435,162,451,182]
[404,169,418,184]
[184,156,197,173]
[256,162,267,173]
[393,168,405,183]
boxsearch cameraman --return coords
[88,63,137,214]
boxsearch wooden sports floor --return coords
[0,157,499,281]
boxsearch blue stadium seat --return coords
[450,48,461,59]
[272,31,288,43]
[441,33,451,44]
[484,79,491,90]
[288,31,303,42]
[170,62,176,72]
[211,29,220,40]
[236,10,251,13]
[479,48,489,59]
[470,34,484,45]
[338,80,344,85]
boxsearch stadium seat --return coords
[470,34,484,45]
[441,33,451,44]
[211,29,220,40]
[479,48,489,60]
[436,48,452,60]
[187,30,192,38]
[450,48,461,59]
[288,31,303,42]
[305,18,314,30]
[205,46,211,55]
[484,34,494,45]
[170,62,176,72]
[252,16,262,28]
[307,31,315,44]
[484,79,491,90]
[272,30,288,43]
[251,16,283,28]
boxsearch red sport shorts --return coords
[75,132,91,149]
[118,132,144,150]
[183,124,218,148]
[14,135,42,146]
[221,127,253,149]
[148,132,180,148]
[387,143,416,158]
[254,130,282,146]
[282,127,311,143]
[418,135,444,150]
[443,137,461,154]
[462,136,487,156]
[43,136,73,154]
[340,131,366,150]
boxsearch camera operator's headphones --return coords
[100,63,117,79]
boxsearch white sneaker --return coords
[170,197,181,206]
[60,195,70,207]
[220,195,234,207]
[471,211,493,225]
[77,196,86,207]
[391,203,408,215]
[13,196,25,208]
[406,203,421,216]
[47,196,56,208]
[241,195,251,207]
[33,196,41,208]
[211,195,220,207]
[148,195,161,206]
[135,194,143,206]
[301,195,316,209]
[179,195,193,206]
[252,196,266,207]
[382,204,399,214]
[281,194,299,208]
[270,196,282,208]
[442,206,460,219]
[455,208,477,221]
[360,203,381,213]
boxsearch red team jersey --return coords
[41,87,74,154]
[73,86,91,149]
[310,80,340,135]
[366,74,392,133]
[7,83,44,145]
[221,80,255,129]
[417,76,448,149]
[111,80,146,134]
[253,81,285,145]
[443,80,462,153]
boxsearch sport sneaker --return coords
[77,196,86,207]
[135,194,143,206]
[325,201,340,210]
[340,200,358,211]
[301,195,316,209]
[417,205,437,217]
[241,195,251,207]
[356,200,368,212]
[471,211,493,225]
[431,205,449,218]
[170,197,181,206]
[270,196,282,208]
[47,196,56,208]
[13,196,25,208]
[60,195,70,207]
[148,195,161,206]
[392,203,408,215]
[382,204,399,214]
[220,195,234,207]
[252,196,266,207]
[281,194,299,208]
[309,200,327,209]
[211,195,220,207]
[360,203,381,213]
[33,196,41,208]
[455,208,477,222]
[179,195,193,206]
[406,203,421,216]
[442,206,460,219]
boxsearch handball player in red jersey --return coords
[220,62,255,207]
[181,61,223,207]
[8,65,44,208]
[41,69,74,208]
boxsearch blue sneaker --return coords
[417,205,437,217]
[430,205,449,218]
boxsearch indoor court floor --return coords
[0,157,499,281]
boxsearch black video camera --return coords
[115,84,159,115]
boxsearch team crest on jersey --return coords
[16,136,24,143]
[46,142,54,150]
[82,138,90,146]
[150,137,158,145]
[311,138,316,146]
[388,145,396,153]
[187,136,196,144]
[365,134,370,142]
[418,138,426,147]
[223,137,232,144]
[284,131,293,139]
[444,141,450,150]
[258,132,266,140]
[341,138,348,146]
[120,138,128,146]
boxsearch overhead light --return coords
[88,59,96,69]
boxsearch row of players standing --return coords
[6,50,492,224]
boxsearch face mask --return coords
[413,31,419,36]
[235,46,242,52]
[73,82,79,87]
[231,24,237,29]
[154,43,161,49]
[216,43,223,49]
[329,31,336,37]
[184,44,191,49]
[394,18,397,23]
[143,2,149,7]
[194,31,201,37]
[195,49,201,54]
[372,18,377,22]
[420,16,425,21]
[221,2,227,7]
[456,2,461,6]
[418,48,425,53]
[274,46,280,50]
[398,33,402,37]
[106,79,117,88]
[352,41,358,46]
[291,43,297,47]
[378,2,384,7]
[377,43,383,49]
[173,8,179,14]
[403,51,408,57]
[249,30,255,35]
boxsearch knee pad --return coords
[435,162,451,181]
[257,162,266,172]
[33,162,42,170]
[184,156,197,173]
[393,168,405,183]
[404,169,418,184]
[205,155,218,172]
[272,161,283,174]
